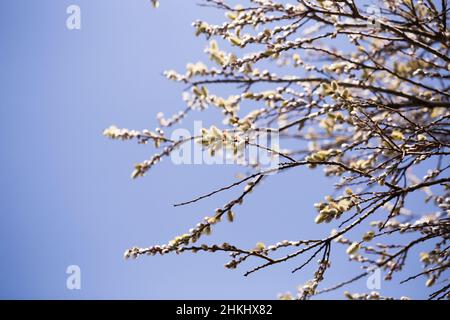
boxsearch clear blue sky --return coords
[0,0,440,299]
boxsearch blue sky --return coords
[0,0,442,299]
